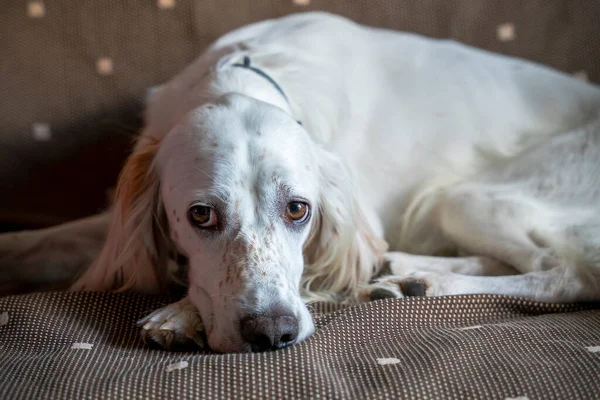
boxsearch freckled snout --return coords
[240,312,299,351]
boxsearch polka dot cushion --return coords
[0,292,598,398]
[2,3,600,396]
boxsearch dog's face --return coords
[156,94,318,353]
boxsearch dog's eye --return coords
[286,202,310,223]
[188,205,218,228]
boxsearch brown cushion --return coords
[0,292,598,398]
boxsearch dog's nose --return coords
[240,314,299,351]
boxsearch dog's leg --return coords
[137,296,205,350]
[360,252,518,301]
[363,267,594,302]
[0,212,110,294]
[383,252,518,276]
[439,186,564,274]
[364,182,599,302]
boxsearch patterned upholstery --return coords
[1,292,599,399]
[1,2,600,398]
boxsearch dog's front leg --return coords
[138,296,206,350]
[362,267,596,303]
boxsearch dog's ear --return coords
[71,137,170,293]
[302,149,388,301]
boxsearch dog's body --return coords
[2,12,600,353]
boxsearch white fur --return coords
[3,12,600,353]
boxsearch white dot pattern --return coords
[157,0,176,9]
[71,342,93,350]
[0,311,8,326]
[0,292,598,398]
[377,357,401,365]
[497,22,516,42]
[32,122,51,141]
[573,70,589,81]
[166,360,188,372]
[96,57,114,75]
[27,1,45,18]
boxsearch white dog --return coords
[1,12,600,353]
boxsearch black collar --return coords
[231,56,302,125]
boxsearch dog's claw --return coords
[159,321,176,331]
[137,298,206,350]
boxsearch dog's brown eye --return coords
[188,205,218,228]
[287,202,310,223]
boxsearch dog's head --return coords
[96,93,385,353]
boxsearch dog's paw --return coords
[360,271,452,302]
[138,297,206,350]
[358,275,405,302]
[399,271,452,296]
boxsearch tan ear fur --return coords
[117,139,160,216]
[71,137,170,293]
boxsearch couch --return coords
[1,1,599,398]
